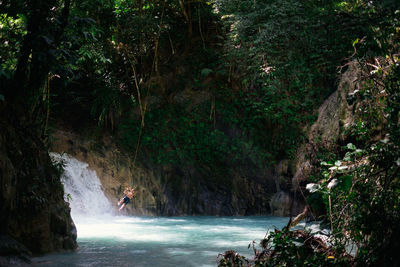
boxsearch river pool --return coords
[33,215,289,267]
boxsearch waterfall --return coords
[50,153,113,220]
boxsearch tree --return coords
[1,0,71,123]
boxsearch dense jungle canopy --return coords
[1,0,400,266]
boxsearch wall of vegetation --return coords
[0,0,369,172]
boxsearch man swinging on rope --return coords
[118,186,136,211]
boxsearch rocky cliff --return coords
[0,119,77,265]
[51,129,281,216]
[279,63,361,214]
[268,63,362,216]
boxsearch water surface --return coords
[33,216,289,266]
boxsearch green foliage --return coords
[304,62,400,266]
[120,105,229,167]
[218,228,351,267]
[218,250,249,267]
[0,0,77,130]
[218,59,400,262]
[255,229,350,266]
[118,101,269,186]
[0,13,25,78]
[218,2,400,264]
[349,64,400,266]
[214,0,374,159]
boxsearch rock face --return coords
[268,63,362,216]
[292,63,360,189]
[0,234,31,266]
[0,120,77,261]
[270,191,304,217]
[51,129,278,216]
[268,159,305,216]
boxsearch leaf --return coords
[346,143,356,150]
[338,175,352,191]
[306,183,321,193]
[201,68,213,76]
[352,38,359,47]
[42,35,54,45]
[322,170,330,178]
[327,178,338,189]
[343,152,352,161]
[0,94,4,102]
[355,149,363,156]
[335,160,342,167]
[337,166,349,173]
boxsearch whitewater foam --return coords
[50,152,113,220]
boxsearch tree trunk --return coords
[138,0,143,15]
[10,0,71,122]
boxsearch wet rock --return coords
[292,62,361,189]
[270,191,304,217]
[0,256,31,267]
[0,235,31,264]
[0,122,77,257]
[51,129,277,216]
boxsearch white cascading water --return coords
[50,153,113,220]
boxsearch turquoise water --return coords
[33,216,289,267]
[44,155,290,266]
